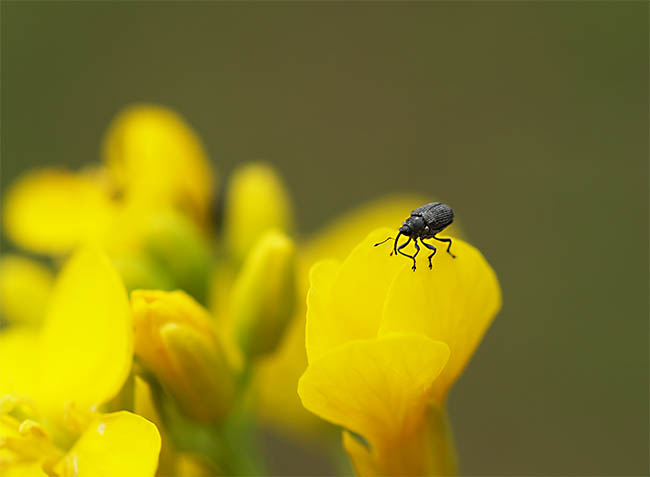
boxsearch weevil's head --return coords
[400,216,424,237]
[399,224,412,236]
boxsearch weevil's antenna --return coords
[374,233,402,257]
[373,237,394,247]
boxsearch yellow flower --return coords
[0,247,161,476]
[253,195,456,439]
[131,290,236,423]
[3,171,214,300]
[297,227,501,475]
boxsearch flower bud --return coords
[111,253,174,292]
[131,290,236,423]
[223,162,293,263]
[230,230,296,360]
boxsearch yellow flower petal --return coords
[0,462,48,477]
[305,228,406,362]
[0,327,39,398]
[133,377,161,432]
[298,333,449,451]
[133,377,175,475]
[304,259,340,363]
[2,169,116,255]
[378,235,502,402]
[102,104,215,223]
[59,411,160,477]
[0,255,53,326]
[38,248,132,413]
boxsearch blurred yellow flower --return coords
[0,248,161,476]
[102,103,216,224]
[2,104,216,258]
[298,227,501,475]
[2,169,118,255]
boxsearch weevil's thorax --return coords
[412,202,454,238]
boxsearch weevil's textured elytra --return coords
[374,202,457,271]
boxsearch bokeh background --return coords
[1,2,647,475]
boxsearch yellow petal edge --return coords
[298,333,449,450]
[59,411,161,477]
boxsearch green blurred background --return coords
[1,2,647,475]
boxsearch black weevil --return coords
[374,202,456,271]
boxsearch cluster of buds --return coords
[0,104,299,475]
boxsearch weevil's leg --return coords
[396,237,413,266]
[433,235,456,258]
[392,232,403,256]
[411,238,420,271]
[397,237,418,271]
[421,239,437,269]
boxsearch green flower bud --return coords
[111,253,174,292]
[142,212,212,303]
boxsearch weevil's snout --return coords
[399,224,411,236]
